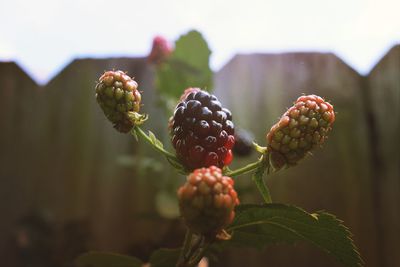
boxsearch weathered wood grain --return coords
[214,52,377,267]
[0,45,398,266]
[0,62,42,263]
[365,45,400,267]
[38,57,171,254]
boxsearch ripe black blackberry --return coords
[171,90,235,170]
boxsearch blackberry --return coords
[233,129,254,157]
[266,95,335,169]
[168,88,201,133]
[170,90,235,170]
[178,166,239,236]
[95,70,142,133]
[179,87,200,102]
[148,35,172,64]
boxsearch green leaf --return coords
[76,252,143,267]
[131,128,139,141]
[220,204,363,267]
[155,191,180,219]
[252,142,267,154]
[156,30,213,99]
[173,30,211,71]
[149,248,181,267]
[116,155,164,172]
[148,130,164,148]
[166,156,187,174]
[251,160,272,203]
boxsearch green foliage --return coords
[85,31,363,267]
[251,156,272,203]
[173,31,211,72]
[147,130,186,173]
[156,30,212,99]
[132,127,186,174]
[155,191,180,219]
[216,204,363,267]
[76,252,142,267]
[148,130,165,149]
[149,248,181,267]
[116,155,164,172]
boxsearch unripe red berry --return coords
[148,35,172,64]
[178,166,239,236]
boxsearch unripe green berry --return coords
[266,95,335,169]
[95,70,141,133]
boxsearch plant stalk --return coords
[187,242,210,267]
[177,230,193,267]
[252,171,272,203]
[133,126,177,160]
[224,157,264,177]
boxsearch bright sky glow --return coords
[0,0,399,84]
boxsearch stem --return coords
[252,171,272,203]
[224,157,264,177]
[186,235,203,259]
[187,242,210,267]
[226,153,273,203]
[177,230,193,267]
[133,126,177,160]
[177,234,204,267]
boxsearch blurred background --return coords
[0,0,399,266]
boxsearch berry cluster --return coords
[266,95,335,169]
[95,71,141,133]
[92,67,349,267]
[178,166,239,235]
[170,90,235,170]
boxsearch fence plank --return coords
[38,57,168,254]
[214,52,378,267]
[0,62,42,263]
[366,45,400,267]
[0,46,398,266]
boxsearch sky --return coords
[0,0,399,84]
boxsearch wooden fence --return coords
[0,45,398,267]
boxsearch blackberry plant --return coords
[77,31,362,267]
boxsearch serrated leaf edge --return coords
[229,204,363,267]
[76,251,143,267]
